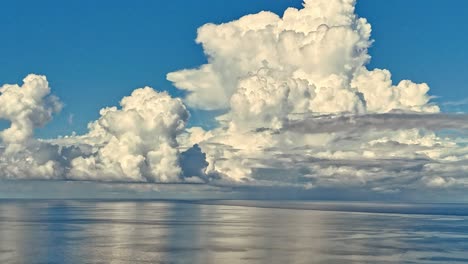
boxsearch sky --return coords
[1,0,468,200]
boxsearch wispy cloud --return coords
[443,97,468,107]
[283,112,468,134]
[67,113,74,125]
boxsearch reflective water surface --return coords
[1,200,468,264]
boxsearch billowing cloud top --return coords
[167,0,438,115]
[0,0,467,197]
[68,88,190,182]
[0,75,62,151]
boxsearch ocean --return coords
[0,200,467,264]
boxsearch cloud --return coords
[422,176,456,188]
[179,144,212,182]
[283,112,468,134]
[0,80,209,183]
[67,87,191,182]
[167,0,438,115]
[442,97,468,107]
[0,74,62,152]
[0,74,64,179]
[168,0,467,193]
[67,113,74,125]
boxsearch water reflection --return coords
[0,200,468,263]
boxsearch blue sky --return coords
[1,0,467,138]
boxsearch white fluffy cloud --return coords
[0,74,62,152]
[167,0,445,190]
[68,88,190,182]
[0,80,208,183]
[0,74,64,179]
[170,0,467,192]
[167,0,438,116]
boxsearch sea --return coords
[0,200,467,264]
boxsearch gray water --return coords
[1,200,468,264]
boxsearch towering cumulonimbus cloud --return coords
[170,0,468,191]
[167,0,438,117]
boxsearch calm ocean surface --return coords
[1,200,468,264]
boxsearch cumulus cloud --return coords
[167,0,438,115]
[0,74,62,152]
[168,0,468,193]
[0,74,64,179]
[67,88,190,182]
[0,80,206,183]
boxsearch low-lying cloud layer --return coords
[1,0,467,197]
